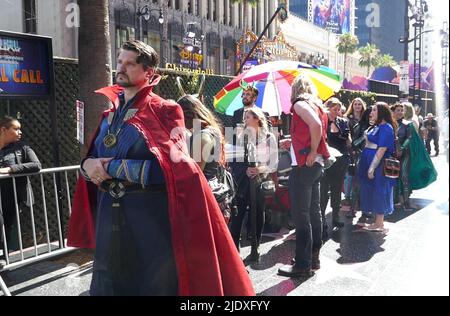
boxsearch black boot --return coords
[278,265,313,278]
[332,210,344,228]
[322,224,329,241]
[312,251,321,271]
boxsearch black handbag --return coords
[260,180,276,197]
[208,166,236,223]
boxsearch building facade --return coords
[281,8,366,79]
[110,0,281,75]
[355,0,407,62]
[0,0,78,59]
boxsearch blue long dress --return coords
[89,95,178,296]
[358,123,396,215]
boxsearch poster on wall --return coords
[0,31,54,98]
[310,0,351,34]
[399,61,410,96]
[242,60,259,72]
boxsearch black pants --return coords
[230,179,265,251]
[289,164,323,270]
[426,134,440,154]
[320,156,349,224]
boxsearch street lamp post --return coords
[136,3,164,41]
[399,0,428,107]
[235,3,288,75]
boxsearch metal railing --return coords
[0,166,80,296]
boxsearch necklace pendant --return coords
[103,134,117,148]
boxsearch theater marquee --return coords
[0,31,54,99]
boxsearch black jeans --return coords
[320,155,349,224]
[230,178,266,251]
[289,164,323,270]
[426,133,439,154]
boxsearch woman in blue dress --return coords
[358,102,397,233]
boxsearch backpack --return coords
[190,128,236,223]
[208,165,236,223]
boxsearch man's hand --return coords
[246,167,260,179]
[396,150,403,158]
[83,158,113,185]
[0,167,12,174]
[368,169,375,180]
[306,151,317,167]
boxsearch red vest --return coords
[290,100,330,167]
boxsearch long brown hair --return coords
[244,107,269,137]
[177,95,226,166]
[374,102,398,133]
[345,98,367,118]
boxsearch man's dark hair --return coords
[121,40,159,70]
[244,86,259,98]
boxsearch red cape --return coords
[67,78,255,296]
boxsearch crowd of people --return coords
[1,40,442,296]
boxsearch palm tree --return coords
[374,54,398,68]
[337,33,359,81]
[358,43,380,77]
[78,0,112,156]
[230,0,260,31]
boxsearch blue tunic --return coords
[89,95,178,296]
[358,124,396,215]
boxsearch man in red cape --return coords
[67,40,254,296]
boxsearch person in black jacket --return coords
[320,98,351,237]
[0,116,41,267]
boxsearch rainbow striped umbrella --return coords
[214,61,341,117]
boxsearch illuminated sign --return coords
[0,31,54,98]
[179,49,203,69]
[165,63,214,75]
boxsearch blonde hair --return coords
[290,74,319,104]
[325,97,342,109]
[345,98,367,117]
[403,102,420,131]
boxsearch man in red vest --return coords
[278,75,330,278]
[67,40,254,296]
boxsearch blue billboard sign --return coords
[0,31,54,98]
[311,0,351,34]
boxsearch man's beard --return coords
[243,99,253,107]
[116,74,135,88]
[117,81,134,88]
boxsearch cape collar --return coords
[95,75,162,108]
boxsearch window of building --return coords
[207,0,211,19]
[229,1,233,26]
[188,0,193,14]
[23,0,37,34]
[175,0,181,10]
[239,3,243,29]
[213,0,217,21]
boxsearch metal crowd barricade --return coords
[0,166,80,296]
